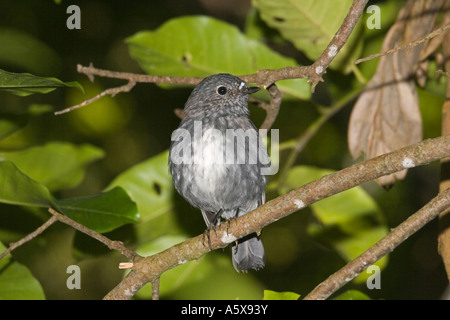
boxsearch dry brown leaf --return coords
[348,0,444,186]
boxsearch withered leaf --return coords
[348,0,444,186]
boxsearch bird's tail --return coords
[232,233,265,272]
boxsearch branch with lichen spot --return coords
[303,187,450,300]
[103,134,450,300]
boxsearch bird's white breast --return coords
[192,127,227,193]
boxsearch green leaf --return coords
[0,161,55,208]
[282,166,389,283]
[252,0,364,73]
[0,68,83,96]
[263,290,300,300]
[126,15,311,100]
[0,242,46,300]
[56,187,139,233]
[333,290,371,300]
[108,150,182,242]
[0,142,104,191]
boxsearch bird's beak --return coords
[246,86,260,95]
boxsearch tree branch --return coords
[438,18,450,280]
[0,216,58,260]
[249,83,283,130]
[48,208,139,260]
[55,0,368,116]
[303,187,450,300]
[241,0,369,91]
[103,134,450,300]
[0,208,140,262]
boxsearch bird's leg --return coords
[226,208,240,235]
[202,228,214,250]
[201,209,222,250]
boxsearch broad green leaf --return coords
[0,68,83,96]
[0,161,55,208]
[127,15,311,100]
[252,0,364,73]
[263,289,300,300]
[333,289,371,300]
[56,187,139,233]
[107,150,182,243]
[0,160,138,233]
[282,166,388,283]
[0,242,46,300]
[0,142,104,191]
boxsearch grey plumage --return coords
[169,73,269,272]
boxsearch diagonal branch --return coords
[0,208,140,262]
[0,216,58,260]
[241,0,369,91]
[55,79,136,115]
[47,208,139,260]
[103,134,450,300]
[355,22,450,65]
[303,187,450,300]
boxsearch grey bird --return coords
[169,73,269,272]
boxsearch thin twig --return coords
[303,188,450,300]
[48,208,139,260]
[0,216,58,260]
[55,80,136,115]
[76,63,203,85]
[437,70,450,77]
[355,23,450,65]
[254,83,283,130]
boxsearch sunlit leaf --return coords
[252,0,364,73]
[333,289,371,300]
[0,142,104,191]
[0,68,83,96]
[107,150,181,243]
[127,15,311,100]
[56,187,139,233]
[0,161,55,208]
[0,242,46,300]
[263,289,300,300]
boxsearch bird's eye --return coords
[217,86,227,95]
